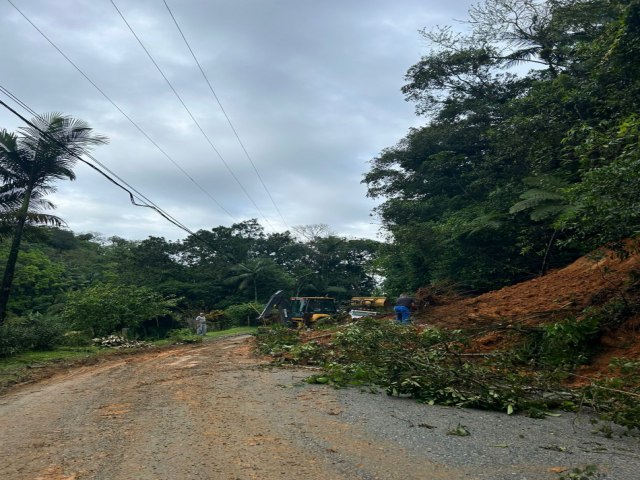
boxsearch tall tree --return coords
[365,0,639,292]
[0,113,107,322]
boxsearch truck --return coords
[348,296,389,319]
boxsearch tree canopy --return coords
[0,222,382,324]
[364,0,640,293]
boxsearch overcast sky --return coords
[0,0,473,241]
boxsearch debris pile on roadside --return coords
[92,335,150,349]
[416,246,640,373]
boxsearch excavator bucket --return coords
[257,290,289,325]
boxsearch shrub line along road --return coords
[0,335,638,479]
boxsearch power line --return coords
[1,88,251,253]
[0,91,197,238]
[110,0,276,232]
[5,0,237,223]
[162,0,290,230]
[1,91,269,254]
[0,86,194,234]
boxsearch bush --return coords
[0,321,31,356]
[584,359,640,431]
[223,302,262,327]
[0,313,66,356]
[59,330,93,347]
[255,326,299,355]
[203,310,225,331]
[167,328,202,344]
[517,314,602,368]
[63,283,179,337]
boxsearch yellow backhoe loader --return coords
[258,290,338,328]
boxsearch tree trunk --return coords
[539,229,557,277]
[0,184,33,323]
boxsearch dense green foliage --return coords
[0,223,380,354]
[62,283,178,337]
[0,243,66,314]
[364,0,640,293]
[0,313,66,356]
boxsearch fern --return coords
[509,176,569,221]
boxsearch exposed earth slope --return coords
[416,247,640,373]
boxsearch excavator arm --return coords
[257,290,291,325]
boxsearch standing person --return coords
[195,312,207,336]
[394,294,415,325]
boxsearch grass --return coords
[205,326,258,338]
[0,346,100,371]
[152,326,259,346]
[0,346,103,393]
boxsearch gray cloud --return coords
[1,0,473,240]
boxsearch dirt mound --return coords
[415,246,640,371]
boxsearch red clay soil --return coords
[414,246,640,374]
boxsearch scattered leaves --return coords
[447,423,470,436]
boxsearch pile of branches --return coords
[92,335,150,349]
[414,282,461,310]
[255,317,640,430]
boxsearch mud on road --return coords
[1,335,639,480]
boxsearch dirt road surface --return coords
[1,335,639,480]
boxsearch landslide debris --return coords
[415,245,640,375]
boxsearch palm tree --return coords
[0,113,107,322]
[1,183,64,232]
[225,258,273,303]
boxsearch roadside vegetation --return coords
[0,222,379,361]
